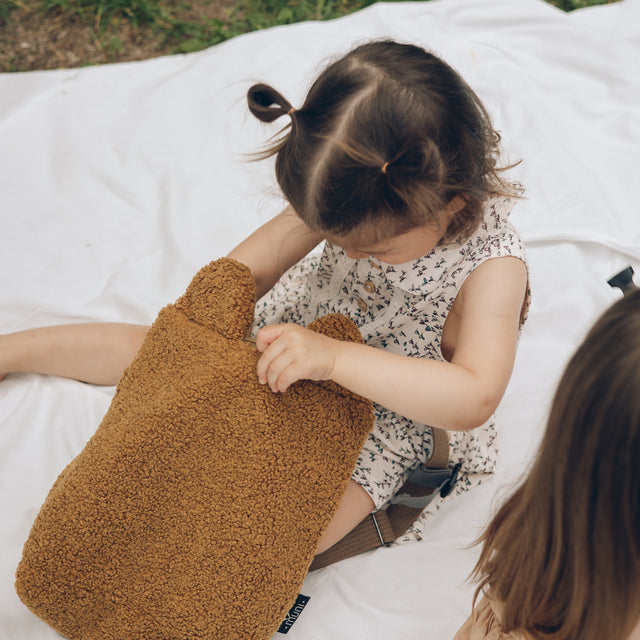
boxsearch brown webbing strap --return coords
[425,424,450,470]
[309,427,451,572]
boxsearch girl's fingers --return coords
[255,324,333,392]
[255,324,284,352]
[264,350,297,392]
[256,336,292,386]
[270,364,298,393]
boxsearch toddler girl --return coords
[0,40,529,555]
[455,287,640,640]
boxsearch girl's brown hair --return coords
[472,289,640,640]
[248,40,519,244]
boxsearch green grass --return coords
[165,0,402,54]
[0,0,621,61]
[0,0,21,23]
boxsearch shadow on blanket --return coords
[15,258,374,640]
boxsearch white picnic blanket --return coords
[1,0,639,638]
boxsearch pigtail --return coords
[306,133,452,236]
[373,138,451,229]
[383,140,451,232]
[386,139,445,182]
[247,84,296,123]
[247,82,309,215]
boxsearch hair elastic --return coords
[287,107,296,116]
[381,161,390,174]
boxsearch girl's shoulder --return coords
[477,188,524,238]
[458,191,528,266]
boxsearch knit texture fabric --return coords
[15,258,374,640]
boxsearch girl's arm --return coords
[227,204,323,300]
[256,256,528,431]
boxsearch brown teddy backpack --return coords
[15,257,374,640]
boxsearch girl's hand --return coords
[255,324,337,393]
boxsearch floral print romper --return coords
[253,193,530,543]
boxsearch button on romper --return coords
[253,193,530,542]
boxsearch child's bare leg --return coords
[0,323,148,385]
[315,479,375,555]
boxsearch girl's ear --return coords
[174,258,256,339]
[439,194,469,238]
[444,194,467,218]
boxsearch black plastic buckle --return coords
[608,265,638,295]
[439,462,461,498]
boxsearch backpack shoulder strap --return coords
[309,427,456,572]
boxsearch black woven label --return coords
[277,594,311,634]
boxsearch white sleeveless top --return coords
[254,192,529,541]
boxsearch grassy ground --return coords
[0,0,619,72]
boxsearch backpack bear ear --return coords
[307,313,365,345]
[174,258,255,339]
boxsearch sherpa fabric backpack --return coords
[15,257,374,640]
